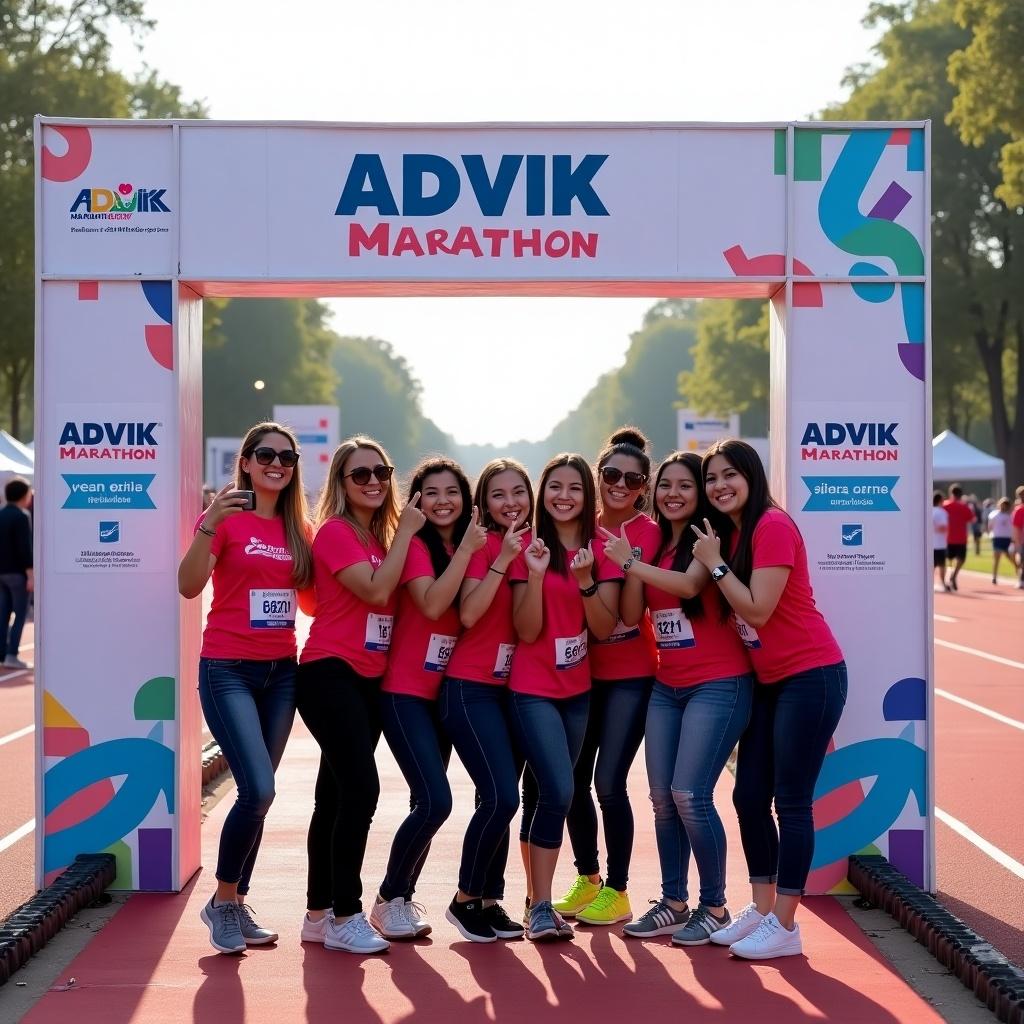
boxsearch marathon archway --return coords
[33,118,934,893]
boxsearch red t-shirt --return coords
[590,514,660,681]
[732,508,843,684]
[645,549,751,688]
[508,543,619,699]
[445,531,524,686]
[1013,504,1024,534]
[381,538,461,701]
[200,512,299,661]
[301,518,395,677]
[942,499,975,545]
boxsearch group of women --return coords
[179,422,847,963]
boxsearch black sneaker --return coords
[445,897,497,943]
[484,902,525,939]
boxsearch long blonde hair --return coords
[236,421,313,588]
[314,436,400,549]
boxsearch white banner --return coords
[272,404,340,497]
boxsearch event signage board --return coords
[676,409,741,454]
[272,404,340,497]
[204,437,241,491]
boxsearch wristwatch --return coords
[711,564,730,582]
[621,556,634,573]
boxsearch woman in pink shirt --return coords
[369,457,487,941]
[690,439,847,961]
[296,436,425,956]
[509,454,620,942]
[179,421,313,955]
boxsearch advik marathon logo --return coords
[335,153,609,260]
[800,421,900,462]
[59,421,160,461]
[69,183,171,221]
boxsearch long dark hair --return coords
[596,425,652,514]
[652,451,707,621]
[473,458,535,533]
[407,456,473,581]
[536,453,596,575]
[701,438,782,586]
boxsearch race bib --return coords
[652,607,695,650]
[492,642,516,679]
[734,614,762,650]
[364,613,393,652]
[424,632,457,673]
[555,631,588,671]
[598,618,641,645]
[249,589,296,630]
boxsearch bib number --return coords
[424,633,457,673]
[555,631,588,671]
[734,614,762,650]
[652,607,695,650]
[492,642,516,679]
[365,613,393,652]
[598,618,641,645]
[249,589,296,630]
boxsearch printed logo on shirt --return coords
[841,524,863,547]
[244,537,292,562]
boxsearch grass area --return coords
[957,538,1019,579]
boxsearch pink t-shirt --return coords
[732,508,843,684]
[590,514,660,681]
[645,548,751,688]
[200,512,299,661]
[1013,504,1024,534]
[943,500,975,545]
[301,518,396,677]
[508,542,619,699]
[445,531,524,686]
[381,538,461,701]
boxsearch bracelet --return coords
[488,565,506,576]
[579,581,599,597]
[198,522,217,538]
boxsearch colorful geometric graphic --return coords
[142,281,173,370]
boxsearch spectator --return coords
[942,484,975,592]
[1012,486,1024,590]
[988,498,1013,585]
[202,484,216,510]
[967,494,983,555]
[0,477,34,670]
[932,491,949,592]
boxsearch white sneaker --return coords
[729,912,802,960]
[300,909,332,943]
[709,901,764,945]
[324,911,390,954]
[369,895,417,939]
[405,900,432,937]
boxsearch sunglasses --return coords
[252,447,300,468]
[344,464,395,486]
[601,466,648,491]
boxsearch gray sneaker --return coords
[526,900,561,942]
[3,655,29,670]
[200,897,246,954]
[236,902,278,945]
[671,905,732,946]
[622,900,690,938]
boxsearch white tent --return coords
[0,450,33,494]
[0,430,34,465]
[932,430,1005,493]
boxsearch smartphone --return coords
[237,490,256,511]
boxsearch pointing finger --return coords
[409,491,421,508]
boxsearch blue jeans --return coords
[733,661,848,896]
[441,678,521,899]
[566,676,652,890]
[645,676,753,907]
[198,657,297,894]
[0,572,29,657]
[509,691,590,849]
[379,692,453,902]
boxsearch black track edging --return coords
[848,854,1024,1023]
[0,853,115,987]
[202,740,228,787]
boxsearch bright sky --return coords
[110,1,880,445]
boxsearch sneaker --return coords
[405,900,432,937]
[235,902,278,945]
[709,901,764,946]
[552,874,602,918]
[554,910,575,941]
[483,902,525,939]
[301,909,332,943]
[370,895,417,940]
[526,900,562,942]
[671,905,732,946]
[575,886,632,925]
[729,912,802,960]
[992,576,998,585]
[324,911,389,954]
[200,896,246,954]
[623,899,690,938]
[3,655,28,670]
[522,897,532,926]
[950,576,959,591]
[445,897,497,943]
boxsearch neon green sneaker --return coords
[552,875,603,918]
[575,886,633,926]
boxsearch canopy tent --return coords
[0,450,34,493]
[932,430,1005,493]
[0,430,34,465]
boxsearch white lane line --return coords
[0,669,30,683]
[935,638,1024,671]
[0,818,34,854]
[934,613,957,623]
[936,689,1024,731]
[0,724,34,748]
[936,808,1024,881]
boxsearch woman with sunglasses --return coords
[441,459,533,943]
[179,422,312,955]
[369,457,487,941]
[296,436,426,955]
[689,439,846,960]
[554,428,660,928]
[510,453,620,942]
[602,452,753,946]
